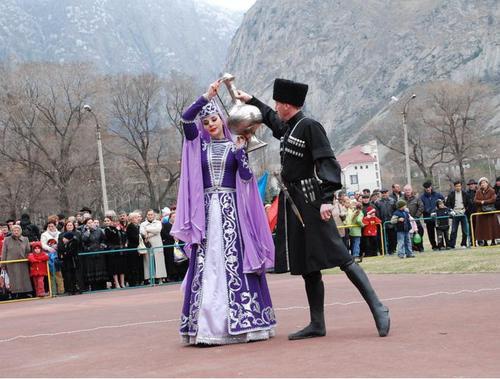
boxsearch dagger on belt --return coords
[273,173,305,228]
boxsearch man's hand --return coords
[234,90,252,103]
[320,204,334,222]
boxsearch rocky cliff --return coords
[0,0,243,82]
[226,0,500,150]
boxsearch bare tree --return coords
[107,73,181,209]
[0,62,99,215]
[165,70,199,138]
[421,81,496,183]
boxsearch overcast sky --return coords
[206,0,256,11]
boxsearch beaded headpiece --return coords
[198,100,219,119]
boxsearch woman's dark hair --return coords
[64,221,76,231]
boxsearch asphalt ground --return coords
[1,272,499,377]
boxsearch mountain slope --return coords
[226,0,500,148]
[0,0,243,82]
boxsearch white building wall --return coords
[342,162,380,193]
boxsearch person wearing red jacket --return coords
[362,207,382,259]
[27,242,49,297]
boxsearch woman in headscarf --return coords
[474,177,500,246]
[171,80,276,345]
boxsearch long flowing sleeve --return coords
[248,96,289,139]
[181,96,209,141]
[234,148,253,181]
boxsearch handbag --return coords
[138,234,148,254]
[0,267,10,293]
[173,243,188,263]
[482,204,496,212]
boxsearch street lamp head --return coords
[411,94,416,99]
[390,96,399,102]
[83,104,92,112]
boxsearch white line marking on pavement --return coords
[275,287,500,311]
[1,287,499,343]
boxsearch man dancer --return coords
[235,79,390,340]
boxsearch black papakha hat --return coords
[467,179,477,185]
[273,78,308,107]
[422,180,432,189]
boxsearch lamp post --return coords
[401,94,416,187]
[83,104,109,214]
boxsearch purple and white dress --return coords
[178,97,276,345]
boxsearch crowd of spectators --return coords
[1,176,499,302]
[331,176,500,261]
[0,207,188,301]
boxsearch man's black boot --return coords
[288,271,326,340]
[342,261,390,337]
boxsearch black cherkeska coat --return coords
[249,97,352,275]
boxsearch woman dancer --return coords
[172,80,276,345]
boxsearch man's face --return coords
[0,226,8,234]
[7,222,14,230]
[362,197,370,204]
[381,192,389,199]
[119,214,127,222]
[275,101,289,121]
[454,183,462,192]
[403,187,412,197]
[12,227,21,238]
[425,187,432,194]
[468,183,477,191]
[393,184,400,193]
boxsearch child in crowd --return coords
[27,242,49,297]
[46,238,65,295]
[391,200,415,259]
[362,207,381,258]
[431,199,453,250]
[345,201,364,261]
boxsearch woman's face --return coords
[202,113,224,139]
[66,222,74,232]
[47,223,57,232]
[103,217,112,227]
[480,180,488,189]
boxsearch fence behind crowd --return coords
[0,242,187,303]
[0,258,52,303]
[470,209,500,248]
[382,214,470,254]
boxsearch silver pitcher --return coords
[220,73,267,152]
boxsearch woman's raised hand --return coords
[206,79,222,100]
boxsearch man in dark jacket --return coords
[389,183,402,203]
[375,189,396,254]
[494,176,500,210]
[19,214,40,242]
[445,180,471,248]
[235,79,389,340]
[419,181,444,250]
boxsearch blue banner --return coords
[257,171,269,202]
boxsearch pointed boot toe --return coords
[288,324,326,340]
[375,306,390,337]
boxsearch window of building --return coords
[376,171,379,179]
[366,165,368,169]
[359,166,363,170]
[354,166,357,170]
[375,163,378,170]
[350,175,358,185]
